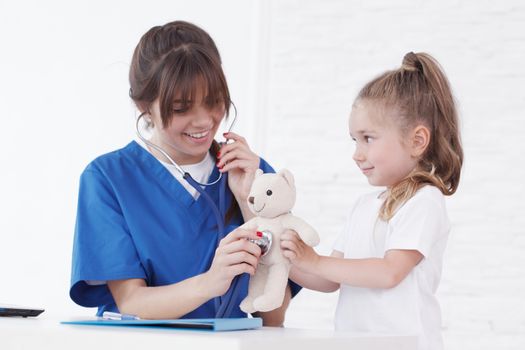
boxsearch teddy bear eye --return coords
[266,190,273,196]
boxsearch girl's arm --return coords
[310,250,423,289]
[287,251,342,292]
[281,231,423,289]
[108,228,262,320]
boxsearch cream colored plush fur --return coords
[239,169,319,313]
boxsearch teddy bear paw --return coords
[253,296,280,312]
[240,298,256,313]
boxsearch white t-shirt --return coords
[135,138,215,199]
[333,185,450,350]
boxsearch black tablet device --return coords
[0,304,45,317]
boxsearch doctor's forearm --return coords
[108,275,214,319]
[237,200,255,221]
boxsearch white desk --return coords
[1,316,417,350]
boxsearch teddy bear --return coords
[239,169,320,313]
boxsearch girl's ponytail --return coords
[413,52,463,196]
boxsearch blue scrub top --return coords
[70,141,300,318]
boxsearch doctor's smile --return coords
[182,129,213,144]
[183,129,211,139]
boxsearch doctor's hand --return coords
[281,230,320,273]
[202,228,262,298]
[217,132,259,202]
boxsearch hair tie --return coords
[401,52,423,72]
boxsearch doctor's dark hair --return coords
[356,52,463,221]
[129,20,231,127]
[129,21,239,224]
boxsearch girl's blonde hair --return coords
[356,52,463,220]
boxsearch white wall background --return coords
[1,1,524,349]
[261,1,525,349]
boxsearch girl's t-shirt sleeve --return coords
[70,166,146,307]
[333,212,352,253]
[333,196,363,253]
[385,186,450,257]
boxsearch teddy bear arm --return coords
[281,215,320,247]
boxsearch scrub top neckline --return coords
[125,141,223,215]
[134,137,215,194]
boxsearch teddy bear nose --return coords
[248,196,254,204]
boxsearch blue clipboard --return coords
[61,317,262,332]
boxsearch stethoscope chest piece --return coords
[249,230,273,257]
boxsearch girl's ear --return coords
[411,125,431,157]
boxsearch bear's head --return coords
[247,169,296,218]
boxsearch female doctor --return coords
[69,20,299,326]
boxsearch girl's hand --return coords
[280,230,320,273]
[217,132,260,202]
[203,228,262,298]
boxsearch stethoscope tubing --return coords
[134,103,243,318]
[184,170,242,318]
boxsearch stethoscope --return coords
[135,103,272,318]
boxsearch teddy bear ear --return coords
[255,169,264,178]
[278,169,295,187]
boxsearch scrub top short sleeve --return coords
[70,166,147,307]
[385,186,450,258]
[332,196,365,254]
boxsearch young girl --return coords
[281,52,463,349]
[69,20,299,325]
